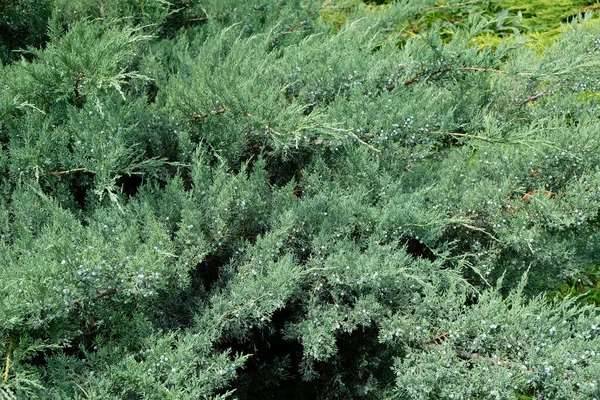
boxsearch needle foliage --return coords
[1,1,600,399]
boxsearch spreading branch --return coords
[194,106,381,152]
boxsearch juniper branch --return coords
[71,288,117,305]
[521,91,549,105]
[3,337,13,383]
[192,106,229,121]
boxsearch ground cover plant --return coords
[1,0,600,398]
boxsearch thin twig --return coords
[35,167,87,178]
[96,288,117,298]
[346,130,381,152]
[425,332,451,344]
[401,67,453,88]
[521,91,549,105]
[420,129,564,151]
[192,106,228,121]
[460,67,505,73]
[454,348,516,368]
[3,336,13,382]
[71,288,117,305]
[425,334,513,367]
[244,112,286,136]
[320,0,334,8]
[422,130,502,143]
[386,66,506,91]
[422,0,481,12]
[264,124,284,136]
[48,168,87,176]
[245,112,380,151]
[74,382,89,398]
[457,222,500,242]
[18,101,46,115]
[184,17,208,24]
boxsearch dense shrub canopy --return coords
[1,1,600,399]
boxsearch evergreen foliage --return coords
[1,0,600,398]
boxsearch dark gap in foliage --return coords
[68,171,96,211]
[28,346,59,369]
[152,289,206,331]
[145,81,159,104]
[440,219,495,252]
[292,184,304,199]
[162,165,184,189]
[370,43,383,53]
[322,324,396,398]
[155,2,208,38]
[302,104,314,116]
[70,74,86,108]
[464,292,480,307]
[292,242,312,266]
[190,253,231,293]
[435,131,462,151]
[220,304,315,400]
[563,11,590,24]
[39,179,80,217]
[180,169,194,192]
[238,141,266,176]
[266,152,310,189]
[116,174,144,198]
[436,219,498,286]
[350,223,370,249]
[29,316,99,369]
[284,88,299,103]
[363,0,391,4]
[4,47,41,64]
[401,236,436,261]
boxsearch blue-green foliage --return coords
[1,0,600,399]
